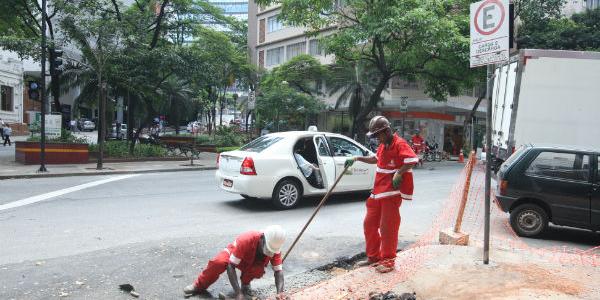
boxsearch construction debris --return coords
[439,228,469,246]
[368,291,416,300]
[118,283,140,298]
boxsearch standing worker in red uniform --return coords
[411,130,425,153]
[184,225,287,299]
[345,116,418,273]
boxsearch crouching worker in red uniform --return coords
[184,225,287,299]
[345,116,418,273]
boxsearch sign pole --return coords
[470,0,509,264]
[484,64,493,265]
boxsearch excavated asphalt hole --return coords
[315,252,367,271]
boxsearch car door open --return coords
[313,135,335,190]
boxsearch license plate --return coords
[223,179,233,187]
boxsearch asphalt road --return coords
[0,163,597,299]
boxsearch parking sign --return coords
[470,0,509,67]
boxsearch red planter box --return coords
[15,142,89,165]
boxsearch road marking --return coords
[0,174,140,211]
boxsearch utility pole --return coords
[38,0,48,173]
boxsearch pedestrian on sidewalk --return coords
[184,225,287,299]
[3,124,12,146]
[345,116,418,273]
[70,119,78,132]
[0,118,4,140]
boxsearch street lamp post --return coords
[38,0,48,173]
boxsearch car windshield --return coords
[239,136,283,152]
[501,146,529,170]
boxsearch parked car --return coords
[82,120,96,131]
[496,145,600,237]
[215,130,377,209]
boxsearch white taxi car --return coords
[215,130,376,209]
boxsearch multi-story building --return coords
[0,54,24,123]
[563,0,600,16]
[563,0,587,15]
[247,1,486,154]
[586,0,600,9]
[208,0,248,21]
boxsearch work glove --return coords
[344,157,355,168]
[392,172,403,189]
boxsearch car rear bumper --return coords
[215,170,274,199]
[495,193,517,212]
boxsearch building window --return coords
[259,50,265,68]
[267,15,284,33]
[286,41,306,60]
[259,18,265,43]
[309,39,323,56]
[266,46,284,66]
[1,85,14,112]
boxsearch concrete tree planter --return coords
[15,141,89,165]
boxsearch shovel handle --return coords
[283,164,350,262]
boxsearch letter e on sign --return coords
[470,0,509,67]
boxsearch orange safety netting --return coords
[286,156,600,299]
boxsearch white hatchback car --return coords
[216,131,376,209]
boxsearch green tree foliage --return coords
[518,8,600,51]
[328,61,380,137]
[257,55,327,131]
[255,0,477,136]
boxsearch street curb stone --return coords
[0,166,217,180]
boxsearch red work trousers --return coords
[363,196,402,266]
[194,249,266,290]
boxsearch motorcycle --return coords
[424,141,443,162]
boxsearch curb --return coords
[0,166,217,180]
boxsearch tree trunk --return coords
[211,107,217,134]
[354,75,391,140]
[127,91,135,142]
[96,76,106,170]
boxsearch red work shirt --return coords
[371,134,418,200]
[226,231,283,272]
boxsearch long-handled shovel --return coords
[283,164,351,262]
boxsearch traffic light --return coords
[28,81,40,101]
[50,48,63,75]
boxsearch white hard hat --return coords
[263,225,286,254]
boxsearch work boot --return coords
[374,264,394,273]
[183,284,200,296]
[356,259,378,267]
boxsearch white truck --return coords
[490,49,600,168]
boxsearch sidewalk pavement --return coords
[291,244,600,299]
[0,137,217,179]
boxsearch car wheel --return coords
[510,203,548,237]
[240,194,257,200]
[272,179,302,209]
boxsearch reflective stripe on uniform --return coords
[226,242,241,264]
[376,167,397,174]
[376,167,413,174]
[229,254,241,265]
[370,191,412,200]
[404,157,419,164]
[370,190,402,199]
